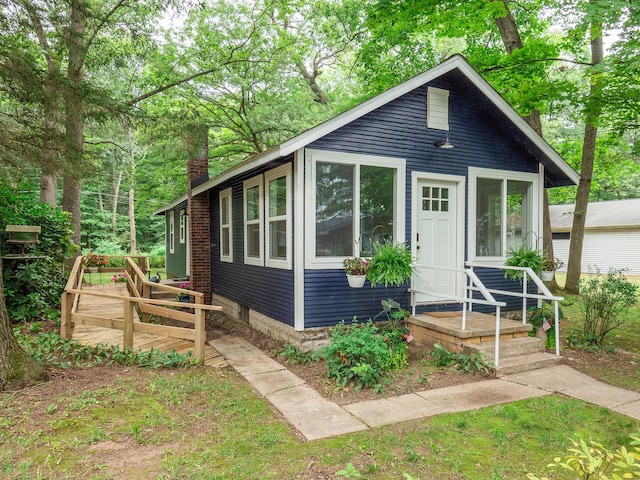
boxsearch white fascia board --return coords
[153,194,188,215]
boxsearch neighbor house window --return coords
[179,209,186,244]
[264,164,291,269]
[243,176,263,266]
[469,167,539,260]
[169,210,175,254]
[306,149,406,268]
[219,188,233,263]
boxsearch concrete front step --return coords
[465,336,544,361]
[491,352,563,377]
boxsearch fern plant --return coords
[504,245,545,281]
[366,241,413,287]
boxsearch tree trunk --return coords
[62,0,87,248]
[112,170,123,230]
[565,23,603,294]
[39,169,58,206]
[493,1,558,290]
[0,258,47,391]
[129,186,137,254]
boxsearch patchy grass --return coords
[1,367,638,480]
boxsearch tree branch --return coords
[481,57,595,72]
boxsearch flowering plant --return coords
[85,252,109,268]
[343,257,370,276]
[111,273,126,283]
[179,281,190,290]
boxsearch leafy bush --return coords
[0,185,74,321]
[277,344,318,365]
[576,268,638,347]
[527,434,640,480]
[16,330,199,369]
[430,343,491,374]
[319,318,408,390]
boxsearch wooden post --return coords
[194,305,205,362]
[123,299,133,350]
[60,291,72,339]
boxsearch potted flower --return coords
[84,252,109,273]
[343,257,370,288]
[176,281,192,302]
[541,256,564,281]
[527,303,563,348]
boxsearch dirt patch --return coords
[211,314,492,405]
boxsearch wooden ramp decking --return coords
[71,284,227,368]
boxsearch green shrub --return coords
[16,330,199,369]
[576,268,638,347]
[319,318,408,390]
[527,434,640,480]
[430,343,491,374]
[0,185,74,321]
[277,344,318,365]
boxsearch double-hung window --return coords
[265,165,291,269]
[305,149,406,268]
[243,177,263,266]
[243,164,292,268]
[469,167,540,260]
[179,209,186,244]
[219,188,233,263]
[169,211,175,254]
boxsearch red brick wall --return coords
[187,137,211,304]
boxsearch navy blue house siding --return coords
[303,69,540,325]
[209,157,296,326]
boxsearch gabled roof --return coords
[550,199,640,231]
[188,54,579,197]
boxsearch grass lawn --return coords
[2,367,638,480]
[1,273,639,479]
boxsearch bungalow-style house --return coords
[155,55,579,350]
[550,198,640,275]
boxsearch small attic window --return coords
[426,87,450,131]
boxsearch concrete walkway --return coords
[209,333,640,441]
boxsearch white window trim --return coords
[468,166,541,263]
[304,149,406,270]
[265,164,292,269]
[243,175,264,266]
[169,210,175,254]
[219,188,233,263]
[179,209,186,244]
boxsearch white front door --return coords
[414,179,458,303]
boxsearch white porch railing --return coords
[410,263,564,367]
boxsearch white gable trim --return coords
[191,54,579,198]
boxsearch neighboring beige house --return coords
[550,198,640,275]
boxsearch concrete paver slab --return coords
[209,336,284,376]
[344,393,447,427]
[416,379,550,412]
[612,400,640,421]
[267,384,367,440]
[503,365,640,409]
[245,370,306,396]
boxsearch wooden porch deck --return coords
[71,284,227,368]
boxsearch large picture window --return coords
[470,167,539,260]
[306,149,406,268]
[219,188,232,263]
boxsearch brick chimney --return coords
[187,127,211,304]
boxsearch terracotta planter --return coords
[346,274,366,288]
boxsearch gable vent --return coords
[427,87,450,131]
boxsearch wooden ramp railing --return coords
[61,256,223,362]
